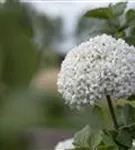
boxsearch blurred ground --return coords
[24,128,73,150]
[31,68,58,92]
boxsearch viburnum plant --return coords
[56,34,135,150]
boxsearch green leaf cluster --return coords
[70,125,118,150]
[70,123,135,150]
[76,2,135,46]
[70,97,135,150]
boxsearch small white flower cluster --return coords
[54,138,74,150]
[57,34,135,107]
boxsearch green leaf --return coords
[97,145,117,150]
[124,36,135,46]
[119,123,135,139]
[128,95,135,101]
[75,104,112,130]
[73,125,91,148]
[92,130,118,150]
[91,104,112,129]
[130,27,135,36]
[126,9,135,23]
[116,99,135,124]
[114,31,125,38]
[73,125,103,149]
[102,131,116,147]
[117,23,129,32]
[120,122,135,131]
[85,20,115,37]
[116,129,132,148]
[84,7,113,19]
[116,99,129,107]
[120,100,135,108]
[89,130,103,148]
[125,9,135,28]
[110,2,127,16]
[128,101,135,108]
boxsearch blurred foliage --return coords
[0,0,40,86]
[0,88,44,150]
[40,50,59,69]
[0,2,43,147]
[76,2,135,46]
[33,13,63,50]
[0,88,44,136]
[40,91,78,129]
[0,0,65,150]
[0,86,78,150]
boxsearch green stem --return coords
[106,95,118,129]
[106,95,128,150]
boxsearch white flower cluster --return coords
[57,34,135,107]
[54,138,74,150]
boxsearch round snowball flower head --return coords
[54,138,74,150]
[57,34,135,107]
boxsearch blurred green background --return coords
[0,0,135,149]
[0,0,80,149]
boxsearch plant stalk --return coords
[106,95,118,129]
[106,95,129,150]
